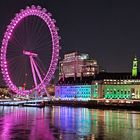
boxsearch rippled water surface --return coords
[0,106,140,140]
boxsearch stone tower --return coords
[132,56,138,77]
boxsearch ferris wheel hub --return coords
[23,50,38,57]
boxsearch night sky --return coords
[0,0,140,78]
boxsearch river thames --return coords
[0,106,139,140]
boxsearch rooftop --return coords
[58,72,140,85]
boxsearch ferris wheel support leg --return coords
[30,56,39,100]
[30,56,38,87]
[32,58,50,98]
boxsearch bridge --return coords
[0,99,49,106]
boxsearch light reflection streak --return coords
[0,107,139,140]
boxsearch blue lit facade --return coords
[55,85,94,101]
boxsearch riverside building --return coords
[59,52,99,79]
[55,56,140,101]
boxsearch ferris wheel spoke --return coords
[33,41,50,52]
[30,17,43,50]
[9,37,23,50]
[33,37,52,51]
[12,30,26,49]
[7,53,21,60]
[9,63,18,75]
[33,38,44,51]
[23,58,29,88]
[34,62,45,79]
[33,26,51,51]
[8,56,24,70]
[17,59,28,87]
[32,27,48,49]
[36,24,45,39]
[32,16,40,38]
[25,16,30,40]
[9,65,21,86]
[36,58,47,76]
[26,18,36,50]
[7,56,23,63]
[9,57,26,86]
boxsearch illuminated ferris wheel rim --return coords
[0,5,60,95]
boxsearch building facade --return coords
[55,75,140,100]
[55,85,92,101]
[56,56,140,100]
[59,52,99,79]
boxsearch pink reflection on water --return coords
[0,107,54,140]
[29,109,54,140]
[0,107,28,140]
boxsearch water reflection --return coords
[0,106,140,140]
[51,107,140,140]
[0,107,54,140]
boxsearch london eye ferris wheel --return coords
[0,5,60,96]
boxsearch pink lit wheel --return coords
[1,5,60,95]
